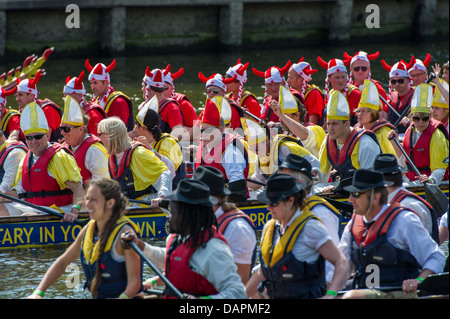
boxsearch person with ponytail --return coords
[28,178,143,299]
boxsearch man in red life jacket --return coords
[408,54,432,87]
[63,71,106,136]
[194,97,249,202]
[193,166,257,284]
[85,59,134,131]
[16,71,63,142]
[140,67,184,138]
[0,84,23,141]
[287,58,325,125]
[252,61,293,124]
[317,56,361,126]
[339,169,445,299]
[0,102,84,222]
[225,59,261,120]
[344,50,388,115]
[198,72,242,130]
[381,58,415,134]
[162,65,198,132]
[120,179,246,299]
[60,96,109,185]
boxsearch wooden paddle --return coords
[391,136,448,218]
[128,240,184,299]
[0,192,88,226]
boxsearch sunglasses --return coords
[60,126,80,133]
[206,88,220,94]
[412,115,430,122]
[390,78,405,85]
[25,133,46,141]
[349,191,368,198]
[353,66,368,72]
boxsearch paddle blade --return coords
[418,272,449,296]
[424,184,448,218]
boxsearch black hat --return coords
[343,169,393,193]
[166,179,218,206]
[279,153,314,179]
[257,173,305,205]
[373,153,403,174]
[193,166,231,197]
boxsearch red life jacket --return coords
[391,188,439,243]
[326,129,379,180]
[20,143,74,207]
[194,133,249,182]
[217,208,256,234]
[403,119,449,182]
[164,227,227,298]
[63,135,102,184]
[0,141,28,180]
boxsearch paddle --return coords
[128,239,184,299]
[390,136,448,218]
[0,192,88,226]
[338,272,449,296]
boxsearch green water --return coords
[0,40,448,299]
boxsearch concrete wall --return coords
[0,0,447,58]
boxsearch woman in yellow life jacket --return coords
[246,173,348,299]
[28,178,142,299]
[354,80,397,157]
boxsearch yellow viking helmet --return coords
[240,117,266,146]
[358,79,381,111]
[326,90,350,120]
[136,95,159,127]
[411,83,433,114]
[211,96,232,125]
[20,101,49,135]
[432,79,449,109]
[62,95,84,126]
[279,85,298,114]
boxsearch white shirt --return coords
[215,206,257,265]
[388,186,433,235]
[338,204,446,278]
[143,236,247,299]
[221,143,246,183]
[0,146,27,192]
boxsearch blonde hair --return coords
[97,117,131,154]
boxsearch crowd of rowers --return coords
[0,50,448,299]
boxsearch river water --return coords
[0,40,448,299]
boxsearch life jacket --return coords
[388,89,414,134]
[104,91,134,131]
[80,216,143,299]
[402,119,449,182]
[194,133,249,182]
[63,135,102,185]
[153,133,186,190]
[0,109,21,138]
[158,98,184,134]
[391,189,440,243]
[260,211,326,299]
[20,143,74,207]
[38,99,63,142]
[262,134,311,178]
[239,91,258,106]
[326,129,379,181]
[108,142,157,198]
[217,207,257,270]
[0,141,28,181]
[164,227,226,298]
[349,203,421,288]
[302,195,343,236]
